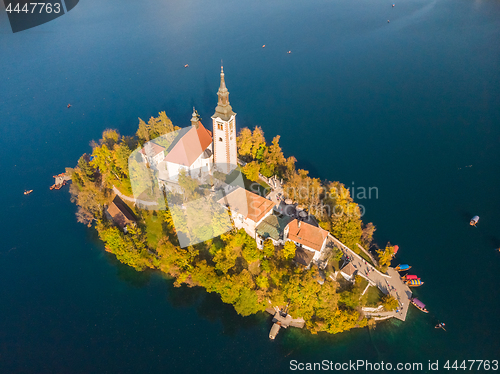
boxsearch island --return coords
[68,67,414,337]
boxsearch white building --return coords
[140,142,166,168]
[284,219,329,265]
[217,187,275,238]
[141,67,240,191]
[158,112,214,186]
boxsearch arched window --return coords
[219,137,223,142]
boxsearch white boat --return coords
[470,215,479,226]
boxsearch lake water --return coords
[1,0,499,372]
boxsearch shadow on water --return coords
[104,253,153,288]
[459,209,473,222]
[163,280,265,336]
[295,159,320,179]
[488,235,500,250]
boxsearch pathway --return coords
[329,235,411,321]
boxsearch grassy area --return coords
[357,277,368,291]
[225,167,270,196]
[114,178,133,196]
[364,286,384,307]
[143,211,163,248]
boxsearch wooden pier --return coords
[266,306,305,339]
[50,172,71,190]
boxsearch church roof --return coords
[217,187,274,224]
[286,219,328,252]
[164,121,213,167]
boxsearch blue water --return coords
[1,0,499,372]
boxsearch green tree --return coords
[282,241,297,260]
[256,274,270,290]
[113,142,132,177]
[382,294,399,311]
[178,169,199,201]
[263,239,275,258]
[77,155,95,183]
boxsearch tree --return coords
[178,169,199,201]
[242,237,261,264]
[251,127,266,159]
[136,118,150,141]
[76,206,94,227]
[213,245,238,274]
[263,239,275,258]
[377,244,395,269]
[237,127,253,158]
[282,241,297,260]
[361,222,376,248]
[100,129,120,148]
[328,182,363,250]
[77,155,95,183]
[242,161,260,182]
[382,294,399,311]
[255,274,269,290]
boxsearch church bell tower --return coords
[212,66,237,174]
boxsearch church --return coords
[141,67,238,191]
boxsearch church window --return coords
[219,137,223,142]
[218,123,223,130]
[230,121,234,133]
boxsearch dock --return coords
[266,306,305,339]
[50,172,71,190]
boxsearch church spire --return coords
[191,106,200,128]
[213,65,234,121]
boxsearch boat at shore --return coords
[410,298,428,313]
[402,274,418,281]
[470,216,479,226]
[395,264,411,271]
[405,278,424,287]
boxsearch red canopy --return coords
[393,245,399,253]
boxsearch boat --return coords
[24,190,33,195]
[67,104,71,108]
[287,51,291,54]
[406,278,424,287]
[262,44,265,48]
[470,215,479,226]
[403,274,418,280]
[392,3,395,6]
[184,64,189,68]
[410,298,428,313]
[435,322,446,331]
[395,264,411,271]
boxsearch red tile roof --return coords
[164,122,213,166]
[287,220,328,252]
[217,187,274,223]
